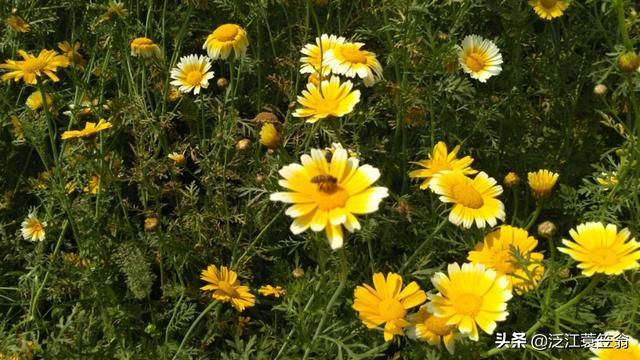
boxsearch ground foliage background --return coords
[1,0,640,359]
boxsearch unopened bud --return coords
[504,172,520,187]
[537,221,557,239]
[255,174,264,185]
[394,199,410,216]
[217,77,229,88]
[617,52,640,73]
[292,268,305,278]
[235,138,252,151]
[593,84,608,96]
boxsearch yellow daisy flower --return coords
[6,15,30,33]
[200,265,256,312]
[299,33,346,75]
[325,42,384,86]
[292,76,361,123]
[590,331,640,360]
[409,141,477,191]
[408,305,457,354]
[428,262,512,341]
[21,213,47,242]
[527,169,559,198]
[26,90,54,111]
[170,54,214,95]
[352,272,427,342]
[258,285,286,298]
[58,41,86,69]
[429,171,505,229]
[61,119,113,140]
[457,35,503,83]
[270,146,388,249]
[203,23,249,60]
[558,222,640,277]
[467,225,545,294]
[0,49,70,85]
[130,37,161,59]
[259,123,280,148]
[168,151,187,166]
[528,0,569,20]
[83,175,100,195]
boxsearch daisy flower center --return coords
[27,219,44,235]
[464,52,486,73]
[310,175,349,210]
[185,70,204,86]
[453,294,482,316]
[213,24,239,42]
[452,182,484,209]
[23,58,46,73]
[377,298,406,322]
[340,47,368,64]
[592,247,620,267]
[540,0,558,8]
[315,98,339,114]
[218,281,239,297]
[424,315,453,336]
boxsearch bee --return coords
[310,174,338,193]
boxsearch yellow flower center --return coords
[540,0,558,8]
[429,160,453,173]
[218,281,239,297]
[592,247,620,268]
[28,220,44,235]
[311,175,349,210]
[23,57,46,73]
[185,70,203,86]
[378,298,406,322]
[341,47,368,64]
[452,182,484,209]
[424,315,453,336]
[464,52,487,73]
[453,294,482,316]
[213,24,239,42]
[492,249,515,274]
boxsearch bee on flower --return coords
[270,145,388,249]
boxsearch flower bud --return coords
[537,221,557,239]
[217,77,229,88]
[292,267,305,278]
[504,172,520,187]
[235,138,252,151]
[593,84,608,96]
[617,52,640,73]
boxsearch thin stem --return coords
[524,200,543,230]
[172,301,219,360]
[302,248,349,360]
[29,220,69,322]
[399,216,448,274]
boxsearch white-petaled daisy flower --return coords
[21,212,47,242]
[300,33,346,75]
[457,35,503,83]
[170,54,214,95]
[325,42,384,86]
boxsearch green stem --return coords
[615,0,633,51]
[555,275,602,314]
[29,220,69,322]
[524,201,543,230]
[302,248,348,360]
[172,301,219,360]
[399,216,448,274]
